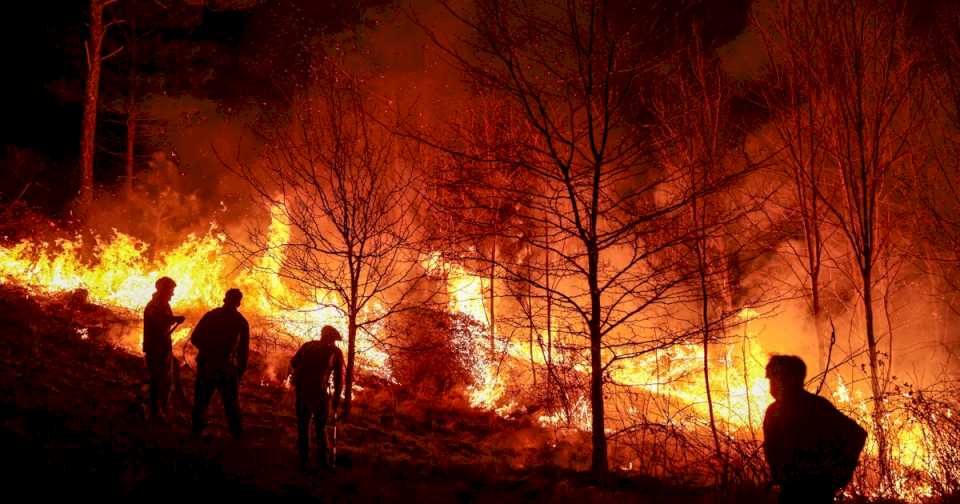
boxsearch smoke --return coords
[78,93,267,254]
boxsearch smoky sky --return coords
[0,0,835,219]
[1,0,383,213]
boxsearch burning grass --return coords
[0,283,740,502]
[2,225,960,502]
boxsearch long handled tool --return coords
[324,404,339,469]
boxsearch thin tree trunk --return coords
[489,240,496,358]
[124,20,137,200]
[588,243,608,474]
[79,0,106,209]
[697,236,725,485]
[862,264,890,489]
[343,307,357,418]
[343,253,360,418]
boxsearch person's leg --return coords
[191,371,215,435]
[146,355,159,419]
[317,395,332,467]
[296,392,310,468]
[220,373,243,439]
[147,353,171,420]
[156,353,172,416]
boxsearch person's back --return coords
[192,306,249,373]
[143,295,174,356]
[764,389,866,488]
[763,355,867,504]
[190,289,249,439]
[292,340,343,404]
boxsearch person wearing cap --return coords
[190,288,250,439]
[290,325,344,469]
[143,276,186,422]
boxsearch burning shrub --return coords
[385,306,484,399]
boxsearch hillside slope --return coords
[0,285,757,502]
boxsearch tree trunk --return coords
[124,21,137,200]
[587,244,608,475]
[697,235,725,485]
[811,278,826,372]
[79,0,106,210]
[489,240,496,358]
[862,264,890,489]
[343,308,357,418]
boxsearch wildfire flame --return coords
[1,212,953,501]
[0,204,388,376]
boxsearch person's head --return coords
[766,354,806,400]
[223,288,243,309]
[319,325,342,346]
[155,276,177,301]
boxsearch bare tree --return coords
[651,32,772,485]
[754,0,835,371]
[229,61,424,417]
[79,0,124,209]
[411,0,755,474]
[759,0,927,489]
[922,3,960,328]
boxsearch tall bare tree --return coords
[413,0,753,474]
[651,32,772,484]
[230,61,424,417]
[759,0,927,489]
[79,0,123,209]
[754,0,834,371]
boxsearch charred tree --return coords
[79,0,125,210]
[412,0,750,474]
[755,1,833,372]
[123,18,137,200]
[759,0,927,491]
[651,34,769,485]
[229,61,424,418]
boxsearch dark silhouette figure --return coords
[190,288,250,439]
[143,276,185,421]
[290,325,344,469]
[763,355,867,504]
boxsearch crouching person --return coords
[291,325,344,470]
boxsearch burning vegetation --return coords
[3,0,960,501]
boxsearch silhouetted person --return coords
[290,325,344,470]
[190,288,249,439]
[763,355,867,504]
[143,276,185,421]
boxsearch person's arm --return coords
[189,313,209,349]
[156,303,182,328]
[763,406,788,483]
[289,346,303,380]
[236,318,250,379]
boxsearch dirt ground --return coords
[0,285,778,502]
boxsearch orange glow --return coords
[0,203,388,375]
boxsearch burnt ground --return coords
[0,285,774,503]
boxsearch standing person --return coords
[190,288,249,439]
[763,355,867,504]
[143,276,185,422]
[290,325,344,470]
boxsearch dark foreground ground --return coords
[0,285,780,503]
